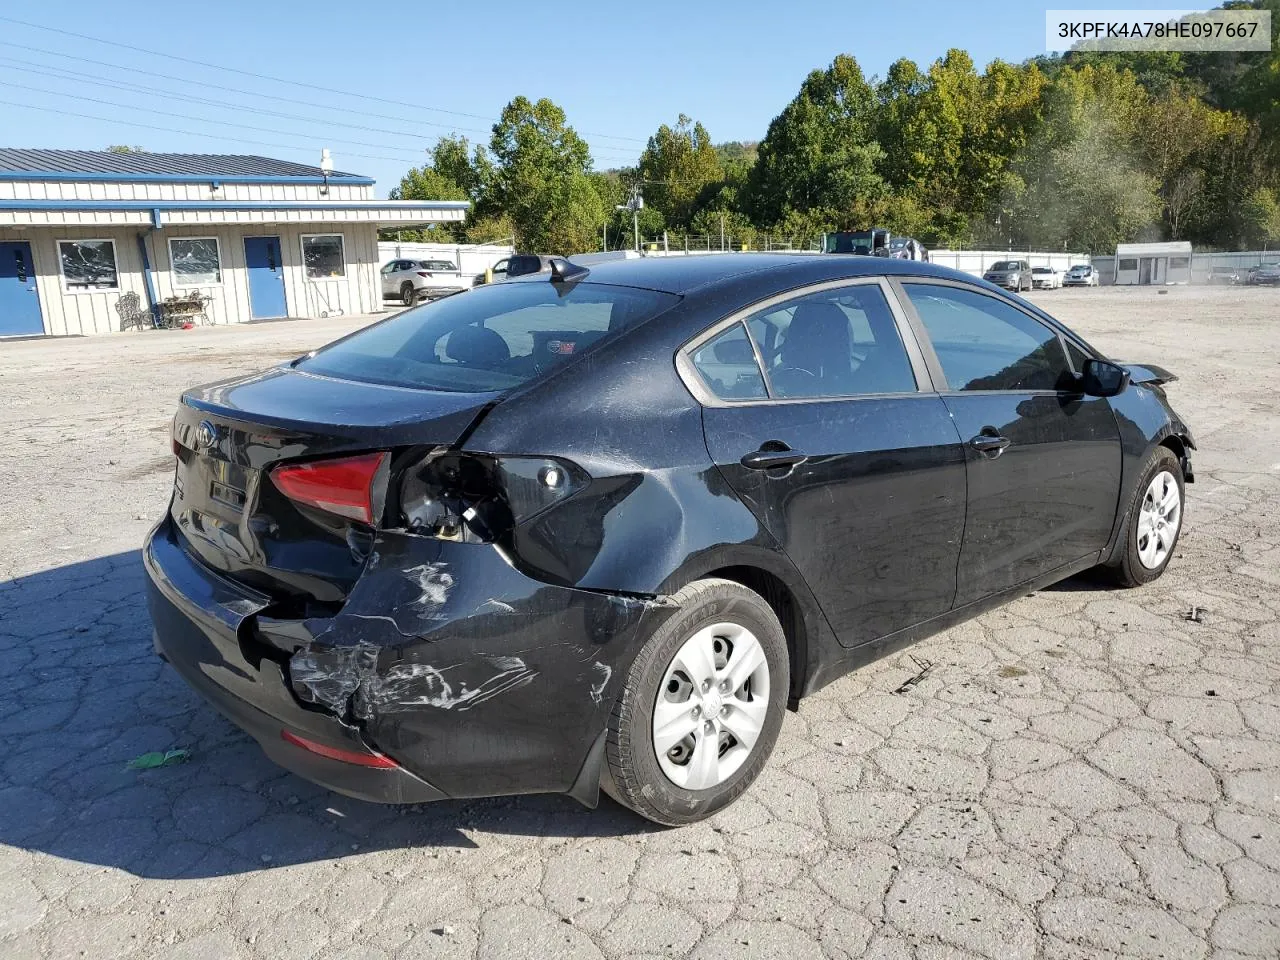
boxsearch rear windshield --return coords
[297,281,679,392]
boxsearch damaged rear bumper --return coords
[143,517,675,804]
[145,525,445,803]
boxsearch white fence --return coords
[928,250,1092,278]
[378,242,513,280]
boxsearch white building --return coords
[0,149,468,336]
[1114,241,1193,286]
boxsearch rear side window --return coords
[298,281,679,392]
[903,283,1072,392]
[743,284,917,399]
[690,323,767,400]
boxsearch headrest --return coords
[446,325,510,367]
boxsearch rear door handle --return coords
[741,445,808,470]
[970,433,1012,457]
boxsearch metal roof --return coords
[1116,241,1193,255]
[0,149,373,184]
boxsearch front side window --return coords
[302,234,345,280]
[903,283,1072,392]
[690,322,767,400]
[169,238,221,286]
[59,239,118,290]
[742,284,917,399]
[298,280,679,392]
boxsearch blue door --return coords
[243,236,287,319]
[0,241,44,336]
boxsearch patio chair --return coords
[116,291,152,331]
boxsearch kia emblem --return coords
[196,420,217,450]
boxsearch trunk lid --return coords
[170,366,497,609]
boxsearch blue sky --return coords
[0,2,1214,196]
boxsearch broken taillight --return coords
[270,452,388,525]
[399,453,587,542]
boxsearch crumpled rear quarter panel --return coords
[279,532,677,799]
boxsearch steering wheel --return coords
[770,365,820,398]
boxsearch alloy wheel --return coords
[652,622,770,790]
[1137,470,1181,569]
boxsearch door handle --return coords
[741,445,808,471]
[970,433,1012,457]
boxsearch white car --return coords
[381,259,467,305]
[1063,264,1100,287]
[1031,266,1061,289]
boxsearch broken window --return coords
[58,239,118,291]
[169,237,221,286]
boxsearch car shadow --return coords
[1037,567,1124,593]
[0,551,656,880]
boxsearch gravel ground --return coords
[1,285,1278,960]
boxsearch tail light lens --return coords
[416,271,432,278]
[280,729,399,768]
[399,453,587,542]
[271,452,389,524]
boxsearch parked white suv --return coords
[381,259,466,305]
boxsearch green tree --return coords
[387,138,480,242]
[1242,186,1280,245]
[484,96,606,254]
[637,115,724,230]
[746,54,887,231]
[999,65,1161,251]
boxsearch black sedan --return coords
[146,254,1194,825]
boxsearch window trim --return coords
[56,237,120,294]
[300,232,346,282]
[676,276,935,407]
[889,276,1089,395]
[167,235,223,288]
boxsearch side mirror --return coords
[1080,358,1130,398]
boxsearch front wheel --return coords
[1106,447,1184,586]
[400,282,416,307]
[604,578,790,825]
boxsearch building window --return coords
[1169,256,1190,269]
[58,239,118,291]
[302,234,345,280]
[169,237,222,286]
[1118,258,1138,271]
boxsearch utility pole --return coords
[617,184,643,254]
[720,213,725,252]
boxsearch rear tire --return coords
[400,282,416,307]
[604,578,789,826]
[1105,446,1184,587]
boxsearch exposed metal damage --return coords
[282,531,680,733]
[291,644,537,719]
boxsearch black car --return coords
[146,254,1195,825]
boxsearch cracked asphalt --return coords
[1,285,1278,959]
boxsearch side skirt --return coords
[799,552,1102,699]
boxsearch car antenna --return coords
[548,257,590,284]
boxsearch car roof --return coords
[507,253,966,295]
